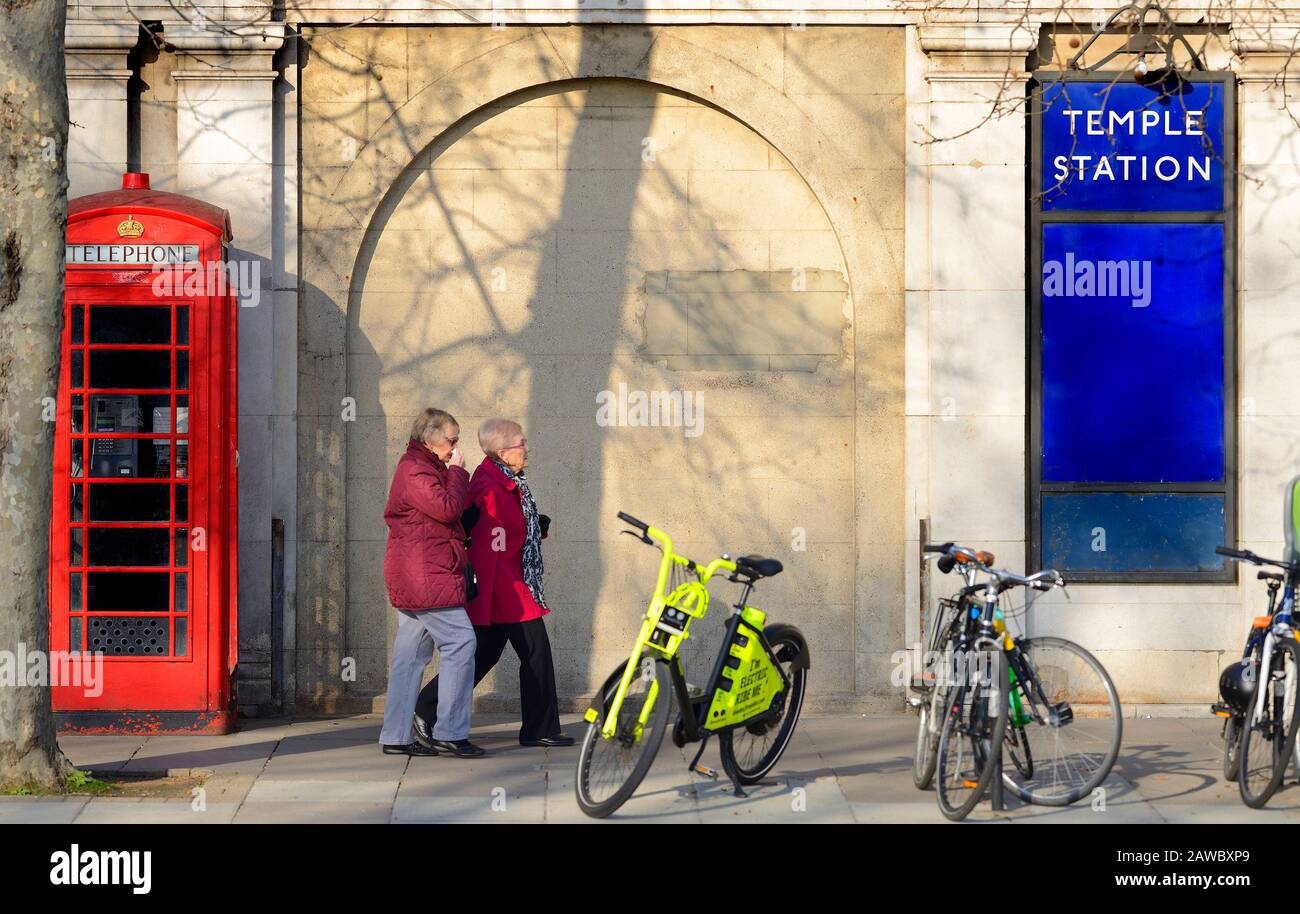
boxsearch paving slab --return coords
[13,713,1289,824]
[0,797,90,824]
[58,735,147,773]
[244,778,401,804]
[74,798,240,824]
[232,801,395,824]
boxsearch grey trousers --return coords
[379,607,476,745]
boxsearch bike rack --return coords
[990,753,1006,811]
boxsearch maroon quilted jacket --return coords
[383,440,470,610]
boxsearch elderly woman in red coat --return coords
[378,408,486,759]
[414,417,573,748]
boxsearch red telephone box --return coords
[51,172,239,734]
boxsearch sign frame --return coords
[1028,70,1237,584]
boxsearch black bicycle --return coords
[1214,546,1300,808]
[923,543,1123,820]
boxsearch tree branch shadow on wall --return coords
[333,26,849,711]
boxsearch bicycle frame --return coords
[1246,577,1297,731]
[942,563,1063,729]
[589,522,787,742]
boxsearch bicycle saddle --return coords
[736,555,783,578]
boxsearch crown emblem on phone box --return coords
[116,215,144,238]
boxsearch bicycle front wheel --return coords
[1239,637,1300,808]
[936,647,1009,821]
[575,654,671,818]
[1223,716,1242,783]
[718,627,808,785]
[1002,637,1122,807]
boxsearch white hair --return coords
[411,408,457,445]
[478,417,523,457]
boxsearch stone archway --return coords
[297,25,905,712]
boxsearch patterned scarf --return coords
[494,458,547,609]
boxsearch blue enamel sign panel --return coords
[1032,75,1234,580]
[1041,80,1227,211]
[1041,222,1225,484]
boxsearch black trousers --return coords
[415,617,562,742]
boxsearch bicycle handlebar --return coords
[618,511,649,532]
[615,512,736,583]
[1215,545,1256,561]
[989,567,1065,591]
[1216,545,1299,573]
[926,541,1065,591]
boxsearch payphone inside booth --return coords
[53,173,238,734]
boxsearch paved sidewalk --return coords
[2,714,1296,823]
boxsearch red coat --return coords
[465,457,549,626]
[383,440,470,610]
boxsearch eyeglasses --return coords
[499,440,528,452]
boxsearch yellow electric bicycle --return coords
[574,512,810,818]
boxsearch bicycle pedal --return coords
[693,764,719,780]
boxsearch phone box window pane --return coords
[71,485,83,521]
[70,351,83,388]
[174,573,187,612]
[177,308,189,345]
[70,528,83,567]
[88,528,169,566]
[174,617,187,657]
[89,350,171,389]
[70,616,82,654]
[176,350,189,389]
[175,485,188,522]
[71,394,84,433]
[70,573,82,613]
[175,528,189,567]
[89,438,168,479]
[71,305,84,344]
[89,306,171,344]
[88,571,170,612]
[89,483,169,521]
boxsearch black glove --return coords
[539,514,551,538]
[460,505,481,541]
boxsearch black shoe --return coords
[383,742,438,757]
[430,739,487,759]
[412,714,436,749]
[520,735,575,748]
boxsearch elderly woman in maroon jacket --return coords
[378,408,485,759]
[414,417,573,748]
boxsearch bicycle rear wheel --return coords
[575,655,671,818]
[1239,637,1300,808]
[914,619,959,790]
[1001,637,1122,807]
[718,627,808,785]
[912,687,946,790]
[936,647,1008,821]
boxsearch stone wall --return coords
[298,24,907,712]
